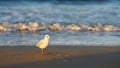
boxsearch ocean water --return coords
[0,0,120,46]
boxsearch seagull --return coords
[36,35,50,55]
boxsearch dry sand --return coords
[0,46,120,68]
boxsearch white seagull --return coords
[36,35,50,55]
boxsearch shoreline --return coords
[0,46,120,68]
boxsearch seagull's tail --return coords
[36,43,39,47]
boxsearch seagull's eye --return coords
[45,35,49,39]
[46,36,48,38]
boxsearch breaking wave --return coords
[0,22,120,32]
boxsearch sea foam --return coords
[0,22,120,32]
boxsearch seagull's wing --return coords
[36,40,44,47]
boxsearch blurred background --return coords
[0,0,120,46]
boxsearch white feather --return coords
[36,35,50,49]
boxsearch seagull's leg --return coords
[44,48,47,55]
[41,48,44,55]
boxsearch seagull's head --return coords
[45,34,50,39]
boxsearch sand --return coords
[0,46,120,68]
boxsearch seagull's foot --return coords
[41,52,48,55]
[42,53,47,55]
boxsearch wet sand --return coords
[0,46,120,68]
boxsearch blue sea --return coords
[0,0,120,46]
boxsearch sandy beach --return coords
[0,46,120,68]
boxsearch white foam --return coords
[0,22,120,32]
